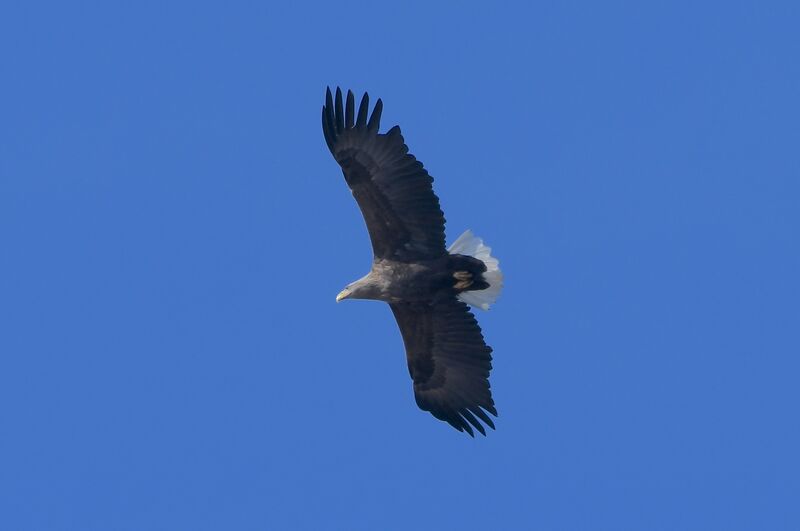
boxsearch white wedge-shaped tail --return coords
[448,230,503,310]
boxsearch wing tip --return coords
[367,98,383,133]
[432,404,497,437]
[323,87,385,142]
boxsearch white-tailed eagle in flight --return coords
[322,87,503,436]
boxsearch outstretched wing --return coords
[390,298,497,436]
[322,87,446,262]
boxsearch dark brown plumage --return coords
[322,87,501,436]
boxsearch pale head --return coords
[335,272,383,303]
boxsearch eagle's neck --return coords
[346,270,388,301]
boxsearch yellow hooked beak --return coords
[336,289,349,303]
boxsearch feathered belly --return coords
[370,259,450,303]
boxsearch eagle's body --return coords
[322,88,503,436]
[337,254,488,304]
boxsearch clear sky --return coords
[1,1,798,530]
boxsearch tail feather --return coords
[448,230,503,310]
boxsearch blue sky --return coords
[1,1,798,529]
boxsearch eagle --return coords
[322,87,503,436]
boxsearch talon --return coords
[454,279,473,290]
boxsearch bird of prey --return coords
[322,87,503,436]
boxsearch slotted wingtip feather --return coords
[470,406,496,430]
[322,86,383,146]
[345,90,355,128]
[357,92,369,126]
[334,87,344,133]
[367,98,383,134]
[325,86,333,112]
[460,409,486,436]
[322,107,334,153]
[426,401,496,438]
